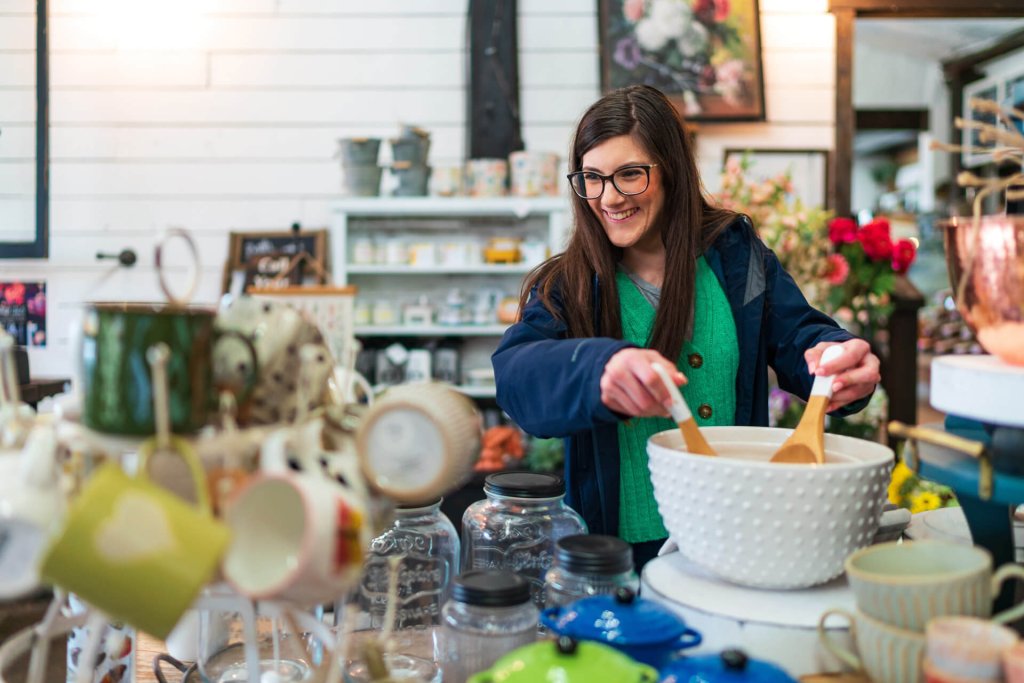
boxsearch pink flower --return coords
[623,0,645,22]
[892,238,917,274]
[824,253,850,285]
[828,217,858,245]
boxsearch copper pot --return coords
[942,215,1024,365]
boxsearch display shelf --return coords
[454,385,496,399]
[330,196,567,218]
[346,264,534,275]
[354,324,509,337]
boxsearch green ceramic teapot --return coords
[468,636,659,683]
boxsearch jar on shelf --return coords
[353,499,460,637]
[434,570,538,683]
[544,534,639,608]
[462,472,587,607]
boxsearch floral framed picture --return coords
[599,0,765,122]
[722,148,830,210]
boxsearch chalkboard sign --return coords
[222,228,328,294]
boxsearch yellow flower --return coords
[888,461,914,504]
[909,492,942,514]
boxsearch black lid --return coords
[556,535,634,575]
[451,570,531,607]
[396,497,443,510]
[484,472,564,498]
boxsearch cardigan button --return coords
[688,353,704,369]
[698,403,713,420]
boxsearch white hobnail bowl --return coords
[647,426,893,590]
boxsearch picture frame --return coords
[961,76,1000,168]
[722,148,831,210]
[598,0,765,122]
[222,228,329,295]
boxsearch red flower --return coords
[892,238,917,274]
[824,253,850,285]
[2,283,25,305]
[828,217,858,245]
[857,219,893,261]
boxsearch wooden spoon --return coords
[652,364,716,456]
[770,345,844,465]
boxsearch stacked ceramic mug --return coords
[389,126,430,196]
[338,137,383,197]
[818,540,1024,683]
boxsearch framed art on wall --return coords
[598,0,765,122]
[723,148,831,210]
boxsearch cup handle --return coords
[153,654,189,683]
[677,627,702,649]
[212,329,260,404]
[539,607,562,631]
[155,227,200,308]
[138,435,214,515]
[992,563,1024,623]
[818,608,863,672]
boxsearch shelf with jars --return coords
[331,196,569,404]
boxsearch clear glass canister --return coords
[544,534,639,608]
[462,472,587,607]
[354,499,460,634]
[434,570,538,683]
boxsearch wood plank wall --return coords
[0,0,835,377]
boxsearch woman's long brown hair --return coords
[520,85,738,361]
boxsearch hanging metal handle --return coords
[95,248,137,267]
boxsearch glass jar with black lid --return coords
[544,534,640,608]
[461,472,587,607]
[434,570,538,683]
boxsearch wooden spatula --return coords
[652,363,716,456]
[770,345,844,465]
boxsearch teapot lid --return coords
[544,588,688,646]
[661,650,797,683]
[468,637,658,683]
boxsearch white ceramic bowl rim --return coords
[647,426,894,471]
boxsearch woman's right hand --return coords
[600,348,686,418]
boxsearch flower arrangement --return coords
[717,154,833,310]
[823,216,917,340]
[608,0,760,117]
[888,459,958,514]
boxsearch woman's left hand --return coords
[804,339,881,412]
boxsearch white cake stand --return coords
[642,551,855,677]
[930,354,1024,428]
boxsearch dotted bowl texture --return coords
[647,426,893,590]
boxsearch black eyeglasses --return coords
[566,164,657,200]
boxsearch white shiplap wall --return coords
[0,0,834,377]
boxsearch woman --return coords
[492,85,881,570]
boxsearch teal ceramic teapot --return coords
[468,636,659,683]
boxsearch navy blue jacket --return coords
[492,216,867,537]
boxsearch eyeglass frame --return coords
[566,164,659,200]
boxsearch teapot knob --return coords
[614,587,637,604]
[556,636,579,655]
[721,649,749,671]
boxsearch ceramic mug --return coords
[80,304,257,435]
[819,607,925,683]
[0,424,65,601]
[1003,641,1024,683]
[221,454,370,604]
[39,437,231,639]
[214,297,332,426]
[925,616,1018,681]
[845,540,1024,631]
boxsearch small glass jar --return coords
[355,499,460,632]
[434,570,538,683]
[544,534,639,608]
[462,472,587,607]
